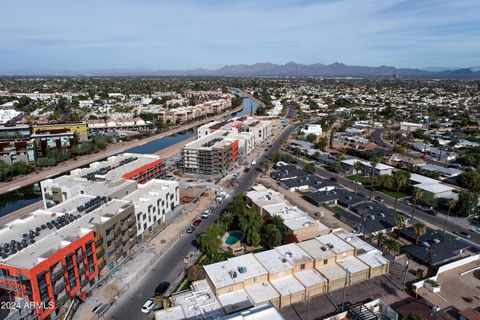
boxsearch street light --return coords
[341,269,350,311]
[402,258,409,292]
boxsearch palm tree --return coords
[383,238,401,255]
[395,216,406,239]
[369,155,383,200]
[374,231,386,247]
[262,160,271,175]
[335,148,346,161]
[411,188,423,220]
[392,171,410,213]
[353,161,363,194]
[443,199,457,233]
[413,222,427,245]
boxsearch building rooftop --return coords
[203,254,268,289]
[243,282,280,305]
[336,256,369,274]
[333,229,377,254]
[357,252,390,269]
[297,239,336,261]
[222,303,285,320]
[283,216,328,233]
[293,268,326,288]
[274,243,313,267]
[184,130,236,150]
[216,290,253,315]
[341,158,394,171]
[254,249,293,274]
[270,275,305,296]
[316,263,347,281]
[316,233,355,255]
[413,183,454,194]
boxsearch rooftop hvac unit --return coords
[321,246,327,251]
[284,252,293,258]
[238,266,247,274]
[327,243,334,249]
[229,270,237,278]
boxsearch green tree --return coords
[261,224,282,249]
[315,136,328,151]
[392,171,410,212]
[12,161,34,176]
[395,216,406,239]
[306,133,317,143]
[457,170,480,193]
[330,161,342,173]
[270,215,287,238]
[238,209,263,246]
[74,142,95,156]
[382,238,401,255]
[197,224,225,259]
[262,160,271,173]
[411,188,423,220]
[374,231,386,247]
[0,161,14,181]
[443,199,456,233]
[93,135,109,150]
[454,192,478,217]
[369,155,383,199]
[413,223,427,245]
[353,161,363,194]
[304,163,315,174]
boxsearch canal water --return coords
[0,94,258,217]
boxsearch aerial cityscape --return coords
[0,1,480,320]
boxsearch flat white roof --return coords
[244,282,280,305]
[270,275,305,296]
[341,158,393,171]
[333,230,377,254]
[414,183,453,194]
[283,216,325,232]
[222,304,285,320]
[316,233,355,255]
[357,252,389,269]
[409,173,440,185]
[217,290,253,315]
[336,256,369,274]
[170,280,224,320]
[204,254,268,289]
[254,250,292,274]
[274,243,313,266]
[294,269,326,288]
[153,305,185,320]
[297,239,336,261]
[316,264,347,281]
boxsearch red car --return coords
[192,219,202,227]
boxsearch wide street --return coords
[104,124,297,320]
[291,155,480,249]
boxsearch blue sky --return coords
[1,0,479,71]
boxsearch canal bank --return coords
[0,92,258,217]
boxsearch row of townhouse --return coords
[0,153,180,319]
[200,229,389,315]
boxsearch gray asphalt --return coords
[104,124,297,320]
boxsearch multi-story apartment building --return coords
[0,209,100,320]
[181,130,239,175]
[202,229,389,314]
[31,122,88,142]
[40,153,164,208]
[0,124,35,165]
[124,179,180,237]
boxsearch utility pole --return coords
[341,269,350,311]
[402,258,409,291]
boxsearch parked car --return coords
[201,211,210,219]
[402,199,412,206]
[454,231,471,239]
[183,252,195,264]
[186,226,195,233]
[192,219,202,226]
[155,281,170,296]
[141,298,155,313]
[425,209,438,216]
[373,196,384,203]
[470,227,480,235]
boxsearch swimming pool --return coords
[225,231,243,245]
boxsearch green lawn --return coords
[378,189,409,199]
[346,175,371,185]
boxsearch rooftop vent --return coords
[284,252,293,258]
[321,246,327,251]
[326,243,334,249]
[229,270,237,279]
[237,266,247,274]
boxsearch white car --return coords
[470,227,480,235]
[141,298,155,313]
[183,251,195,264]
[201,211,210,219]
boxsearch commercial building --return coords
[32,122,88,142]
[40,153,164,208]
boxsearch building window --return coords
[300,264,305,270]
[324,259,328,265]
[253,277,257,283]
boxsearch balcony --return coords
[113,229,121,237]
[121,224,128,232]
[97,247,105,257]
[106,233,114,242]
[129,228,137,237]
[78,264,86,274]
[96,238,104,247]
[127,218,135,227]
[54,279,66,293]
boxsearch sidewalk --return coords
[73,192,214,320]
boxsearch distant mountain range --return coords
[2,62,480,78]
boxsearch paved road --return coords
[291,156,480,248]
[104,124,297,320]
